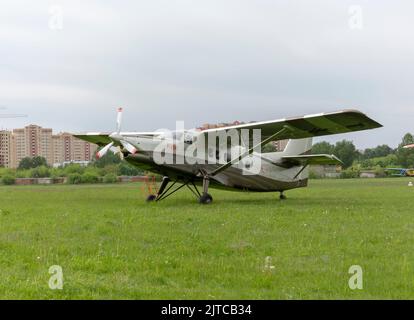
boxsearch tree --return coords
[262,143,277,153]
[361,144,394,160]
[401,133,414,146]
[396,133,414,168]
[312,141,335,154]
[18,156,48,170]
[94,151,121,168]
[32,156,48,168]
[333,140,358,168]
[118,162,143,176]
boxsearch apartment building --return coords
[0,125,98,168]
[52,132,96,164]
[11,125,54,168]
[273,139,289,152]
[0,130,12,168]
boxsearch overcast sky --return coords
[1,0,413,149]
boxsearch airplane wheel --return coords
[146,194,157,202]
[199,193,213,204]
[280,193,287,200]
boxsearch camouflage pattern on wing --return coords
[201,109,382,143]
[73,133,112,146]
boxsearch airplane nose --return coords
[109,132,123,141]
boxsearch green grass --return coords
[1,178,414,299]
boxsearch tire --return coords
[146,194,157,202]
[199,193,213,204]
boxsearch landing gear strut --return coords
[146,176,171,202]
[279,191,287,200]
[146,175,208,203]
[199,176,213,204]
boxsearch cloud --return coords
[1,0,414,148]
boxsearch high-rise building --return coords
[52,132,97,165]
[0,125,98,168]
[273,139,289,152]
[0,130,12,168]
[11,125,54,167]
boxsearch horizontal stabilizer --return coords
[281,154,343,166]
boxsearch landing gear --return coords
[145,175,207,203]
[199,193,213,204]
[279,192,287,200]
[146,194,156,202]
[199,176,213,204]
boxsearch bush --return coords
[374,165,386,178]
[2,175,16,185]
[117,162,143,176]
[64,164,85,176]
[340,167,360,179]
[67,173,82,184]
[103,173,118,184]
[100,164,118,176]
[81,172,99,184]
[308,168,323,179]
[15,170,30,178]
[30,166,50,178]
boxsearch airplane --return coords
[75,108,382,204]
[385,168,414,177]
[403,144,414,149]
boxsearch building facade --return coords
[273,139,289,152]
[0,130,12,168]
[52,132,96,165]
[0,125,97,168]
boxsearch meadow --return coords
[1,178,414,299]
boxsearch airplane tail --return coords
[260,138,314,180]
[281,138,313,156]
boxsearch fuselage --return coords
[118,132,311,192]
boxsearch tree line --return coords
[0,151,145,185]
[312,133,414,169]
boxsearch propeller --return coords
[96,141,114,159]
[95,107,137,160]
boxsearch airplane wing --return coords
[281,154,342,166]
[201,109,382,145]
[74,133,112,146]
[74,132,163,147]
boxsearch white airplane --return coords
[75,108,382,204]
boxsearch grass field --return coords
[1,178,414,299]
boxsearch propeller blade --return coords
[121,140,138,154]
[96,142,114,159]
[117,107,123,134]
[110,146,124,160]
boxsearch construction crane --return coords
[0,106,27,119]
[0,114,27,118]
